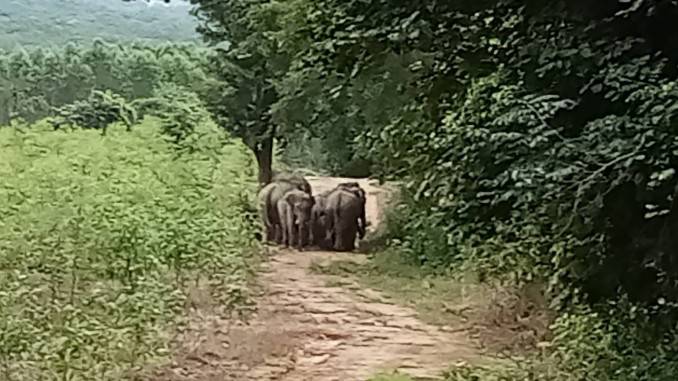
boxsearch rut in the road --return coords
[148,177,479,381]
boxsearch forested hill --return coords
[0,0,199,49]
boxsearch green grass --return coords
[311,250,482,327]
[0,119,258,380]
[312,249,546,380]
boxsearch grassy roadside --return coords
[311,251,475,328]
[311,247,553,381]
[311,249,552,353]
[0,120,260,380]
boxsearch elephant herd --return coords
[258,173,367,252]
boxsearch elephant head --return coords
[286,190,315,226]
[272,172,312,194]
[278,189,315,249]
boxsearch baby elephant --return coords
[277,189,315,249]
[310,190,332,249]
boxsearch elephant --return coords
[272,171,312,194]
[309,190,333,249]
[277,189,315,249]
[257,176,312,244]
[336,182,367,239]
[325,188,366,252]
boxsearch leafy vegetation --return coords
[181,0,678,378]
[0,41,209,125]
[51,89,137,133]
[0,0,198,49]
[0,118,257,380]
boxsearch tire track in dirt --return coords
[148,177,479,381]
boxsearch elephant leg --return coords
[346,223,357,251]
[310,210,321,247]
[297,223,305,250]
[333,221,345,251]
[309,221,315,246]
[326,219,334,250]
[305,223,312,248]
[285,209,295,249]
[299,222,306,249]
[279,222,287,247]
[290,220,298,249]
[331,207,342,251]
[277,208,287,247]
[319,221,330,249]
[266,223,276,242]
[328,228,336,250]
[272,223,281,244]
[358,204,366,239]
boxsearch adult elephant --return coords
[257,174,312,244]
[277,189,315,249]
[325,187,366,252]
[272,171,312,194]
[336,182,367,239]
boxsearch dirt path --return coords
[149,177,478,381]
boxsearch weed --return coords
[0,120,258,380]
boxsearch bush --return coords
[136,83,220,154]
[0,119,257,380]
[50,89,137,134]
[378,70,678,378]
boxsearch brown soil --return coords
[146,177,479,381]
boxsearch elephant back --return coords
[326,188,362,219]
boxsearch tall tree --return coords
[190,0,290,185]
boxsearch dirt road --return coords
[150,177,478,380]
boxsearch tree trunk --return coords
[255,135,274,187]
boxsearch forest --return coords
[2,0,678,379]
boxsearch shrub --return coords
[49,89,137,134]
[0,119,257,380]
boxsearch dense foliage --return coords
[0,41,209,125]
[182,0,678,378]
[0,0,197,49]
[51,89,137,133]
[0,119,257,380]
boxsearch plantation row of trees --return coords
[0,41,208,124]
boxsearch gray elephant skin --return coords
[336,182,367,237]
[310,190,333,249]
[277,189,315,249]
[272,172,312,194]
[325,187,366,251]
[258,174,312,244]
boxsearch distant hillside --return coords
[0,0,200,50]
